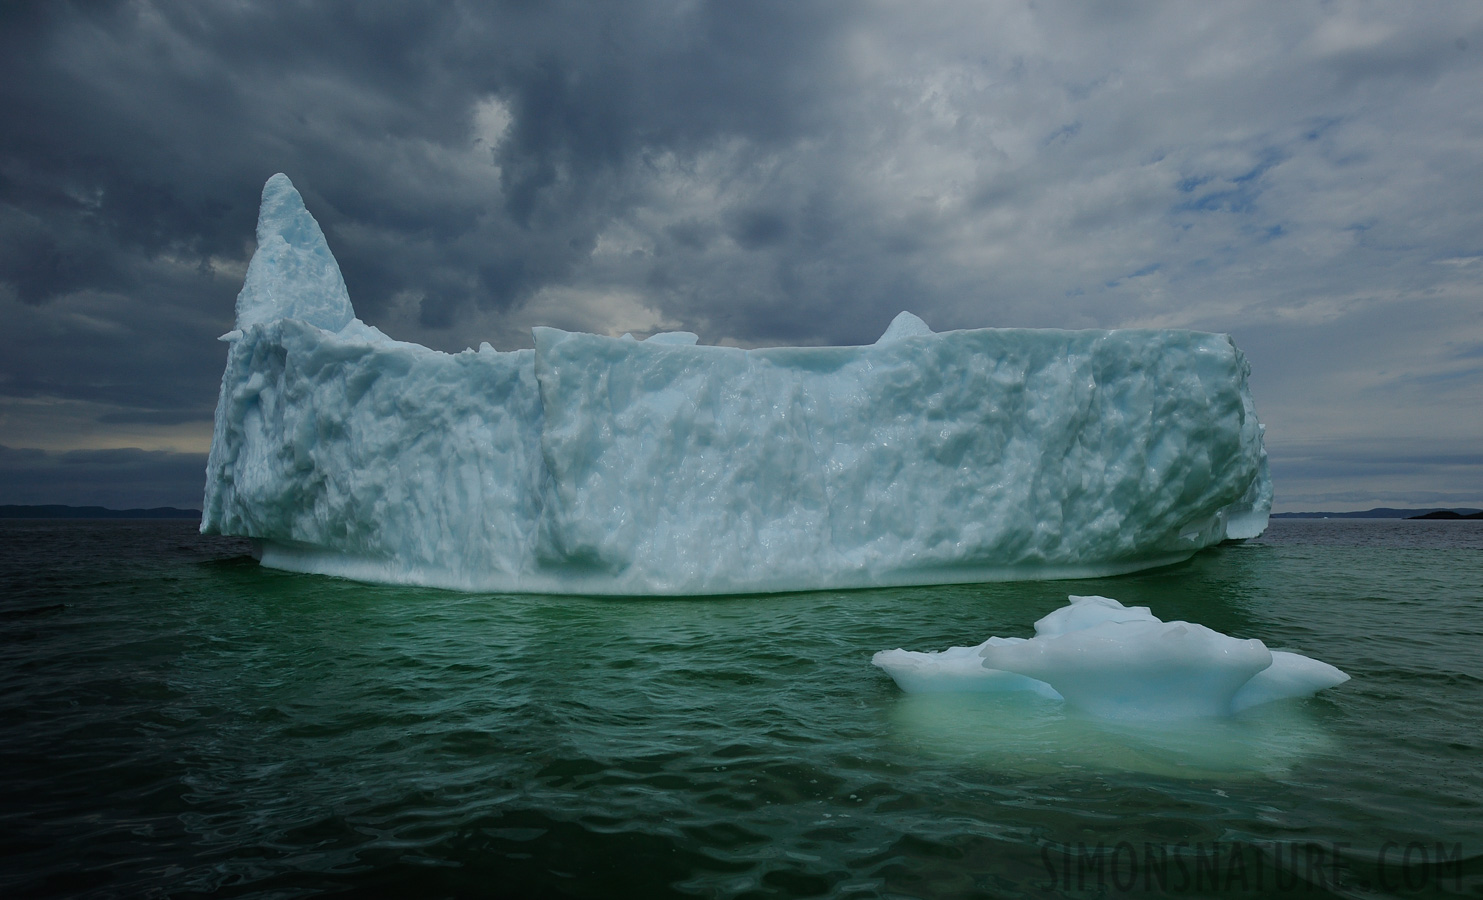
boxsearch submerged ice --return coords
[872,596,1349,719]
[203,175,1272,595]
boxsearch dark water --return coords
[1,518,1480,898]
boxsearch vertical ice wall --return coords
[203,175,1271,595]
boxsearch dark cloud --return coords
[0,1,867,332]
[0,445,206,509]
[1267,438,1483,510]
[0,1,1481,508]
[727,208,792,250]
[1271,443,1483,481]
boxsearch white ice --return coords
[872,596,1349,719]
[203,175,1272,595]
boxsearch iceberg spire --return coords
[875,311,934,343]
[233,174,354,333]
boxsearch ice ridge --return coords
[202,175,1272,595]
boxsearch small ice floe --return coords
[872,596,1348,720]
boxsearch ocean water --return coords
[1,518,1480,898]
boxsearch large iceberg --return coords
[872,596,1349,719]
[202,175,1272,595]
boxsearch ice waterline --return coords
[203,175,1272,596]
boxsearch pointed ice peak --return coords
[874,311,934,344]
[234,174,354,333]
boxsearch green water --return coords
[1,519,1480,897]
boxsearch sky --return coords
[1,0,1481,513]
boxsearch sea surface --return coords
[1,518,1480,898]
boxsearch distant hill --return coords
[1408,509,1483,520]
[1273,507,1483,519]
[0,505,201,520]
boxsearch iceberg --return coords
[202,175,1272,595]
[872,596,1350,719]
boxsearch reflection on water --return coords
[886,691,1338,779]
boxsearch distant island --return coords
[1273,507,1483,519]
[1407,509,1483,520]
[0,505,201,520]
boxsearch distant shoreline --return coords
[1272,507,1482,519]
[0,505,201,520]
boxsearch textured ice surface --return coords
[869,640,1064,699]
[873,596,1349,718]
[203,175,1272,595]
[233,174,354,334]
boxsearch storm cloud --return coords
[2,1,1481,510]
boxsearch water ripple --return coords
[1,520,1480,897]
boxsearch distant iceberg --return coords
[872,596,1348,719]
[202,175,1272,595]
